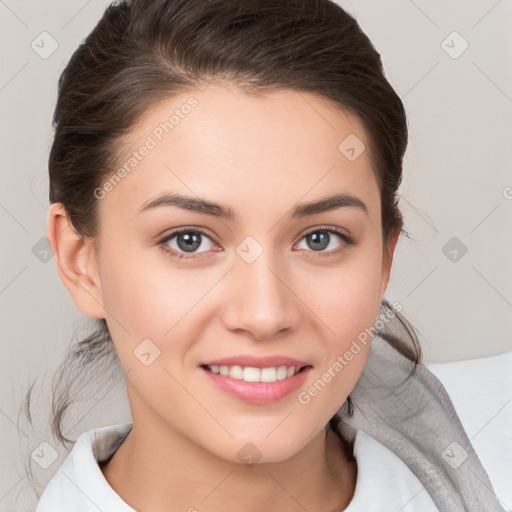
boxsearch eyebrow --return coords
[138,192,369,220]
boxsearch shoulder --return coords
[342,342,511,511]
[35,422,134,512]
[344,428,441,511]
[426,349,512,507]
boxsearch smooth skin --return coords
[47,83,400,512]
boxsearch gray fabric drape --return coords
[337,334,506,512]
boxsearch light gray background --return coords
[1,0,511,510]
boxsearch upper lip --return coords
[200,355,311,370]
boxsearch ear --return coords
[378,225,401,304]
[46,203,105,319]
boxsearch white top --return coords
[35,421,440,512]
[35,351,512,512]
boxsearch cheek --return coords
[303,252,382,342]
[99,244,196,331]
[98,245,221,374]
[298,249,382,397]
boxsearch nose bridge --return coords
[222,237,300,339]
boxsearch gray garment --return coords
[335,334,505,512]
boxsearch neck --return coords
[101,408,356,512]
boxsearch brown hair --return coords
[24,0,421,490]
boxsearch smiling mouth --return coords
[200,364,311,383]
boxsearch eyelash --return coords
[157,225,355,261]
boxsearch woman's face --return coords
[74,83,398,463]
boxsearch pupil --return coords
[178,232,201,252]
[308,231,329,251]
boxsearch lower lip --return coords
[200,366,312,404]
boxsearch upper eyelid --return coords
[160,226,217,244]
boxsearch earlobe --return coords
[46,203,105,319]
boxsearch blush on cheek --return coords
[108,270,213,357]
[319,282,380,333]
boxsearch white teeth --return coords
[260,367,276,382]
[207,364,301,383]
[276,366,288,380]
[243,367,261,382]
[229,365,243,380]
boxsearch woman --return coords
[31,0,504,510]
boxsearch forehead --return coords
[98,83,380,224]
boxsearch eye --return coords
[158,225,355,261]
[158,227,218,260]
[294,226,355,257]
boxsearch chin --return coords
[204,429,314,466]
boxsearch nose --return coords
[221,249,301,341]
